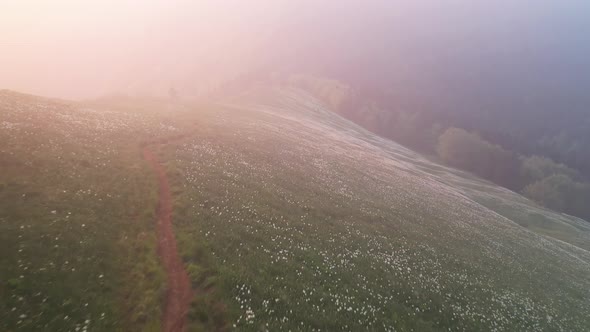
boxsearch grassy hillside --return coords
[1,87,589,331]
[0,91,177,331]
[165,87,589,331]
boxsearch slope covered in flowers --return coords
[166,87,590,331]
[0,91,178,331]
[1,87,589,331]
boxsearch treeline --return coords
[215,73,590,221]
[284,75,590,221]
[436,128,590,219]
[340,101,590,221]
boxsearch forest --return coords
[339,87,590,221]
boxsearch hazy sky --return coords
[1,0,589,99]
[0,0,290,98]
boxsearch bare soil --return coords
[143,146,192,332]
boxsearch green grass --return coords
[0,92,168,331]
[160,88,590,331]
[1,88,589,331]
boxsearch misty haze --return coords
[1,1,590,331]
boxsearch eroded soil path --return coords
[143,146,192,332]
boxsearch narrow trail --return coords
[143,146,192,332]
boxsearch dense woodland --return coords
[340,89,590,222]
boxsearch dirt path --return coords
[143,146,192,332]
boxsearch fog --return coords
[1,0,589,101]
[0,0,290,98]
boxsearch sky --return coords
[1,0,589,100]
[0,0,290,98]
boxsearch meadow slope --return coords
[1,87,589,331]
[165,86,590,331]
[0,91,181,331]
